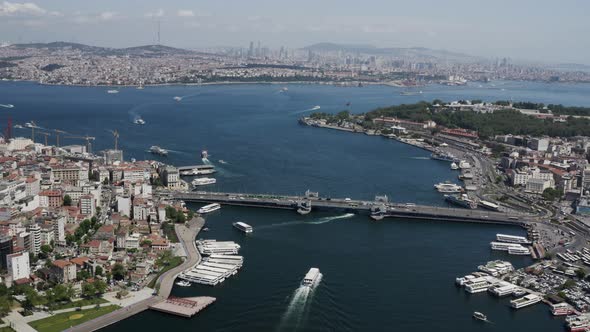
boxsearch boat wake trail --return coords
[290,105,321,115]
[202,158,211,164]
[306,213,355,225]
[0,104,14,108]
[276,275,322,332]
[408,156,430,160]
[260,214,354,230]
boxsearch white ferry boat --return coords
[510,294,541,309]
[301,267,321,287]
[508,246,531,255]
[233,221,253,234]
[149,145,169,156]
[490,241,529,254]
[496,233,531,244]
[479,200,500,211]
[197,203,220,214]
[489,282,516,297]
[134,118,145,125]
[459,160,471,169]
[192,178,216,186]
[566,315,590,331]
[473,311,487,321]
[465,280,490,293]
[434,182,462,193]
[551,302,575,316]
[455,274,476,286]
[173,96,182,101]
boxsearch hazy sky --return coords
[1,0,589,64]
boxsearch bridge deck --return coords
[173,191,536,226]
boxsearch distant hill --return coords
[304,42,481,62]
[10,42,196,57]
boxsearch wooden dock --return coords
[149,296,216,317]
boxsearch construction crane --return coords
[109,129,119,150]
[53,129,68,147]
[29,121,36,142]
[37,131,51,146]
[64,135,96,153]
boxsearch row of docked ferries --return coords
[179,253,244,286]
[490,233,532,256]
[456,261,541,309]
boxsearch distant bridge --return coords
[172,191,538,227]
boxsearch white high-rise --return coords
[7,252,30,281]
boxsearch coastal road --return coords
[63,217,203,332]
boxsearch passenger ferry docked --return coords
[434,182,463,193]
[198,203,220,214]
[510,294,541,309]
[192,178,216,186]
[444,194,477,209]
[550,302,575,316]
[233,221,253,234]
[496,233,531,244]
[301,267,321,287]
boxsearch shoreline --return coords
[3,78,590,89]
[63,217,204,332]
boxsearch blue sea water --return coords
[2,80,590,331]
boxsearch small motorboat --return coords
[473,311,487,322]
[176,280,191,287]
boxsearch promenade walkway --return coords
[62,217,203,332]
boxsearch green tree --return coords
[93,280,108,294]
[40,244,52,254]
[63,195,72,206]
[112,263,126,281]
[81,282,96,298]
[95,266,103,276]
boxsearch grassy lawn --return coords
[162,222,179,243]
[50,297,108,310]
[147,256,183,288]
[28,305,119,332]
[0,327,15,332]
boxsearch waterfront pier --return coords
[173,191,538,226]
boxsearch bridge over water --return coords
[173,191,539,227]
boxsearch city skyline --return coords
[0,0,589,65]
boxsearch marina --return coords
[179,241,244,286]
